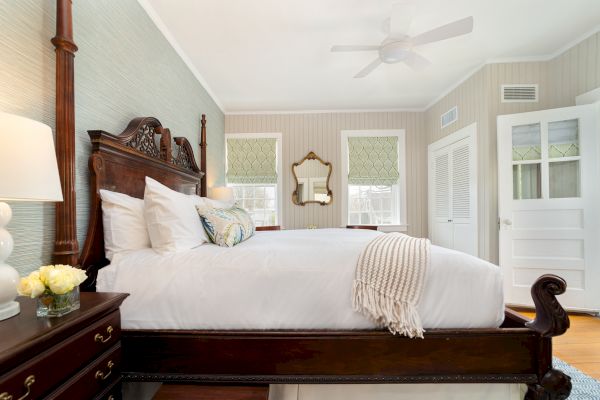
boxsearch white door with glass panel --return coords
[428,123,478,256]
[498,103,600,311]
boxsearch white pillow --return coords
[100,189,150,261]
[143,177,209,253]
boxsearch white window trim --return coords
[225,132,283,227]
[340,129,407,231]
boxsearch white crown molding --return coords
[225,108,426,116]
[545,24,600,60]
[423,63,486,111]
[137,0,225,113]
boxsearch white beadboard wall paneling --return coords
[225,112,427,237]
[1,0,224,275]
[548,32,600,108]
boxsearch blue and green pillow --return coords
[196,205,254,247]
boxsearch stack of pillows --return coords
[100,177,254,260]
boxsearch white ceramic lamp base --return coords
[0,202,20,321]
[0,300,19,320]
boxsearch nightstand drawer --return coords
[0,310,121,399]
[46,343,121,400]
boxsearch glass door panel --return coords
[549,160,580,198]
[512,123,541,161]
[548,119,579,158]
[513,164,541,199]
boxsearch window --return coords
[341,130,406,229]
[225,133,282,227]
[348,185,398,225]
[232,185,277,227]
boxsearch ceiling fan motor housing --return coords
[379,40,411,63]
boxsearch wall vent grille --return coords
[440,106,458,129]
[501,84,538,103]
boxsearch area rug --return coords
[553,357,600,399]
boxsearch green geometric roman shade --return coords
[226,138,277,184]
[348,136,399,186]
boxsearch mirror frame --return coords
[292,151,333,206]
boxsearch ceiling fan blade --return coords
[354,58,382,78]
[411,16,473,46]
[331,45,380,52]
[389,1,416,38]
[403,51,431,71]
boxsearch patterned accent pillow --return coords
[196,205,255,247]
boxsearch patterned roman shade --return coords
[226,138,277,184]
[348,136,399,185]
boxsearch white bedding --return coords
[97,228,504,330]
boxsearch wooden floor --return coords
[519,310,600,380]
[152,384,269,400]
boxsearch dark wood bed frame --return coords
[51,1,572,398]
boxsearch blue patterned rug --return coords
[554,357,600,399]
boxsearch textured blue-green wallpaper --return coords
[0,0,225,274]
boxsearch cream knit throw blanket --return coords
[353,233,430,338]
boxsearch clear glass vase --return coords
[36,286,80,317]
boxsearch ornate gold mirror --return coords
[292,152,332,206]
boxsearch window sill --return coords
[377,224,408,233]
[341,224,408,232]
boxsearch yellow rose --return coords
[38,265,54,286]
[46,268,75,295]
[69,268,87,286]
[17,272,46,298]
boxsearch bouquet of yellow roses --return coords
[18,265,87,317]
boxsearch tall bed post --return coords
[52,0,79,266]
[200,114,207,197]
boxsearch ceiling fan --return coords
[331,3,474,78]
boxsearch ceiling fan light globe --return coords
[379,41,409,63]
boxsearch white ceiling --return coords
[142,0,600,112]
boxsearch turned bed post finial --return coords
[526,274,570,338]
[200,114,207,197]
[52,0,79,267]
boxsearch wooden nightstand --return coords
[0,292,128,400]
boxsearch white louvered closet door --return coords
[431,151,453,249]
[450,138,477,256]
[429,123,478,256]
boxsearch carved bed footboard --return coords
[524,275,571,400]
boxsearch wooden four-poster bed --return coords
[50,1,572,399]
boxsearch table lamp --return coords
[209,186,234,203]
[0,112,63,321]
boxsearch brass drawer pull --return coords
[0,375,35,400]
[95,360,114,381]
[94,326,114,343]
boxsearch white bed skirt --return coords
[269,383,525,400]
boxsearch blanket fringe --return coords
[352,280,425,339]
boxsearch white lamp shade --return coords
[209,186,234,203]
[0,112,63,202]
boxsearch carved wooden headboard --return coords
[79,116,207,278]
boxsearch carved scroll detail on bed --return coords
[80,116,206,289]
[98,116,201,174]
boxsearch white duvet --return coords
[97,228,504,330]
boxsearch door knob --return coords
[502,219,512,226]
